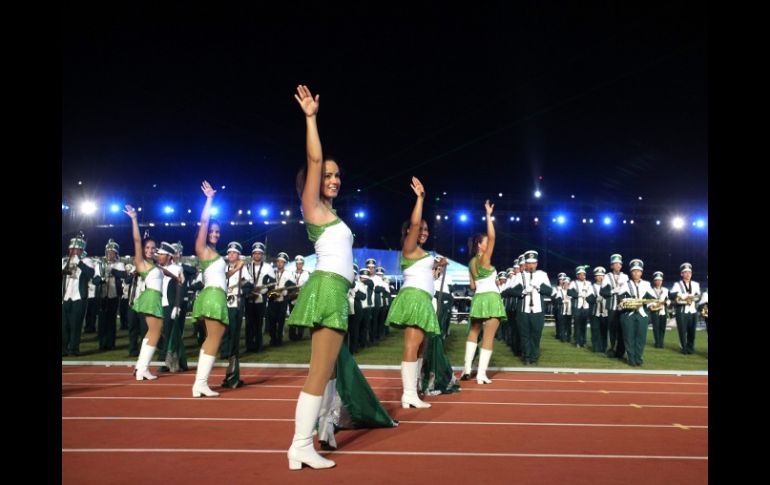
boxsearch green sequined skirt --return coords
[132,288,162,318]
[469,291,507,320]
[287,270,350,330]
[192,287,229,325]
[387,287,440,336]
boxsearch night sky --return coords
[62,2,707,273]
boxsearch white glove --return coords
[171,307,180,320]
[71,254,81,265]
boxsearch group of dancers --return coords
[63,84,706,471]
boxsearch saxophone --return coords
[619,298,659,311]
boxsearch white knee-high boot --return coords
[135,338,157,381]
[462,341,478,379]
[318,379,338,449]
[288,392,336,470]
[192,350,219,397]
[401,361,431,408]
[476,348,493,384]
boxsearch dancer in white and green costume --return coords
[286,84,394,471]
[190,181,229,398]
[386,176,442,408]
[617,259,656,366]
[123,205,164,381]
[462,200,506,384]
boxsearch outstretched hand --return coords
[201,180,216,198]
[410,176,425,198]
[123,204,137,219]
[294,84,320,117]
[484,199,494,216]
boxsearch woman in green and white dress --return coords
[286,85,395,471]
[190,180,229,398]
[123,205,163,381]
[463,200,506,384]
[386,177,442,408]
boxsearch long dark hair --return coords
[295,157,340,199]
[467,233,486,262]
[207,219,221,247]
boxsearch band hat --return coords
[629,259,644,272]
[157,242,177,255]
[251,242,266,254]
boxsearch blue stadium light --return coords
[210,207,219,216]
[458,213,468,223]
[259,208,269,217]
[510,216,515,221]
[110,204,120,213]
[603,216,612,226]
[694,218,706,229]
[163,206,174,214]
[671,216,685,230]
[556,215,566,225]
[534,190,542,199]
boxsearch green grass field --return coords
[63,319,707,371]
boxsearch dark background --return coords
[62,2,707,278]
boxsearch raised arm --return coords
[402,176,426,258]
[479,200,496,268]
[294,85,333,225]
[123,205,149,273]
[195,181,217,259]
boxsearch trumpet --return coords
[619,298,659,311]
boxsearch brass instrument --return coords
[676,294,700,305]
[700,304,708,318]
[649,300,666,312]
[619,298,659,311]
[251,281,277,295]
[268,285,300,300]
